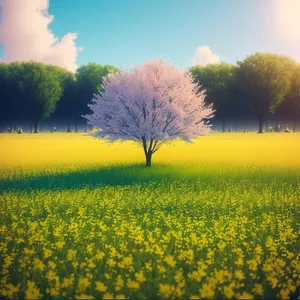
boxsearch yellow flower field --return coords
[0,132,300,167]
[0,133,299,299]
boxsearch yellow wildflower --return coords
[115,275,124,291]
[67,249,77,261]
[107,258,116,267]
[286,251,294,260]
[5,283,20,298]
[45,270,58,282]
[126,279,140,289]
[255,245,263,255]
[55,241,65,249]
[33,258,45,272]
[234,270,245,281]
[103,292,114,299]
[199,283,215,298]
[235,257,244,266]
[95,281,107,293]
[237,292,254,299]
[76,294,94,299]
[252,283,264,296]
[159,284,175,298]
[61,276,74,289]
[223,286,234,298]
[78,277,90,292]
[157,264,166,274]
[164,255,176,267]
[135,271,146,283]
[280,288,290,299]
[25,281,42,299]
[175,286,184,297]
[43,248,53,258]
[87,244,94,254]
[267,276,278,288]
[72,260,79,268]
[95,251,105,260]
[48,261,57,269]
[45,286,60,297]
[145,262,152,272]
[119,255,133,268]
[24,248,35,255]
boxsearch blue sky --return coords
[1,0,299,71]
[48,0,298,68]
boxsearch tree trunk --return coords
[222,120,226,133]
[75,122,78,133]
[67,121,71,132]
[142,137,155,167]
[258,118,264,134]
[146,152,152,167]
[253,102,264,134]
[33,120,39,133]
[29,123,32,133]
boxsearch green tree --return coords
[279,64,300,132]
[237,53,294,133]
[1,62,27,131]
[46,65,75,132]
[0,63,11,126]
[16,62,63,133]
[74,63,119,131]
[190,63,241,132]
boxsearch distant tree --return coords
[83,59,214,167]
[74,63,119,131]
[0,63,10,125]
[277,64,300,132]
[16,62,63,133]
[190,63,243,132]
[0,62,31,130]
[237,53,294,133]
[47,66,75,132]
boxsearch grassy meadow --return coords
[0,133,299,299]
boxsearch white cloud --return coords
[191,45,220,66]
[0,0,83,72]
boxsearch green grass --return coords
[0,162,299,299]
[1,163,300,191]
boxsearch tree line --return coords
[0,62,118,133]
[190,53,300,133]
[0,52,299,133]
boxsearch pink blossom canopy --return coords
[84,59,214,145]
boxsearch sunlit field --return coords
[0,133,299,299]
[1,132,300,168]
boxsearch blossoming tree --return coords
[83,59,214,166]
